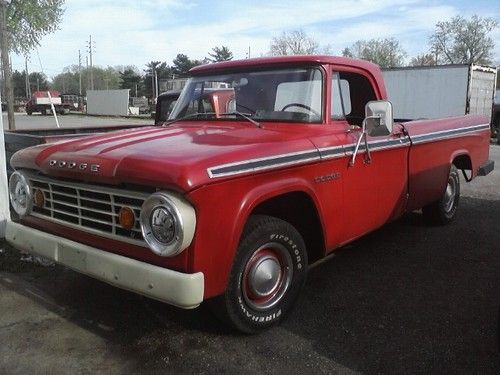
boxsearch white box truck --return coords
[382,64,497,125]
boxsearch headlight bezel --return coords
[9,170,33,218]
[140,191,196,257]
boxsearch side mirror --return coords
[364,100,393,137]
[350,100,394,166]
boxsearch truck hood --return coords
[11,123,319,191]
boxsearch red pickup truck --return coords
[6,56,494,333]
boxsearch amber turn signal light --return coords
[33,189,45,208]
[119,207,135,230]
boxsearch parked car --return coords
[5,56,494,333]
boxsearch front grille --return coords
[28,174,149,247]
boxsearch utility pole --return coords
[154,69,158,99]
[86,55,89,91]
[36,77,39,91]
[0,0,14,130]
[78,49,82,96]
[151,67,155,99]
[24,56,30,98]
[87,35,95,90]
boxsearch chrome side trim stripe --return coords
[342,137,411,155]
[411,123,490,144]
[317,145,344,159]
[207,149,321,178]
[207,123,489,178]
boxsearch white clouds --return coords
[11,0,499,78]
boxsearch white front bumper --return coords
[5,221,204,309]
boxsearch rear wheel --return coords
[423,165,460,225]
[211,215,307,333]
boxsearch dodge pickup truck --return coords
[5,56,494,333]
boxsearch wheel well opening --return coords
[453,154,472,171]
[251,192,325,264]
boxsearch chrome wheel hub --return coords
[443,175,457,213]
[242,243,293,311]
[248,255,282,297]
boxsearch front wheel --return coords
[211,215,307,333]
[422,165,460,225]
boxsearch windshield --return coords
[169,67,323,123]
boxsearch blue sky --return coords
[11,0,500,79]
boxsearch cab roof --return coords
[190,55,381,76]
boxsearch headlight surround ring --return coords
[140,192,196,257]
[9,171,33,218]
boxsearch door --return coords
[332,70,409,243]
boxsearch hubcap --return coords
[248,255,282,297]
[443,174,457,213]
[242,243,293,311]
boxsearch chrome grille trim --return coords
[25,172,149,247]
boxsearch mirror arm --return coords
[349,116,378,166]
[363,131,372,164]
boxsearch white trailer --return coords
[382,64,497,121]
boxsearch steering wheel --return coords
[281,103,320,117]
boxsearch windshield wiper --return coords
[163,112,218,126]
[219,111,261,128]
[164,111,262,128]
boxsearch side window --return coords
[331,73,351,120]
[332,71,376,125]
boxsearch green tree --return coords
[410,53,437,66]
[143,61,172,97]
[11,70,26,97]
[7,0,65,55]
[52,66,81,93]
[341,47,353,58]
[172,54,201,77]
[342,38,407,68]
[429,15,499,65]
[1,0,65,129]
[208,46,233,62]
[269,30,319,56]
[96,66,122,90]
[120,67,143,96]
[9,70,48,98]
[29,72,49,91]
[52,65,121,93]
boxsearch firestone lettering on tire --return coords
[270,233,303,269]
[238,296,282,322]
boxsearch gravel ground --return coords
[1,144,499,374]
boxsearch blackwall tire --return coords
[423,165,460,225]
[211,215,308,334]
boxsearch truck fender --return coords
[228,177,324,268]
[449,149,473,179]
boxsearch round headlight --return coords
[140,192,196,257]
[9,171,33,217]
